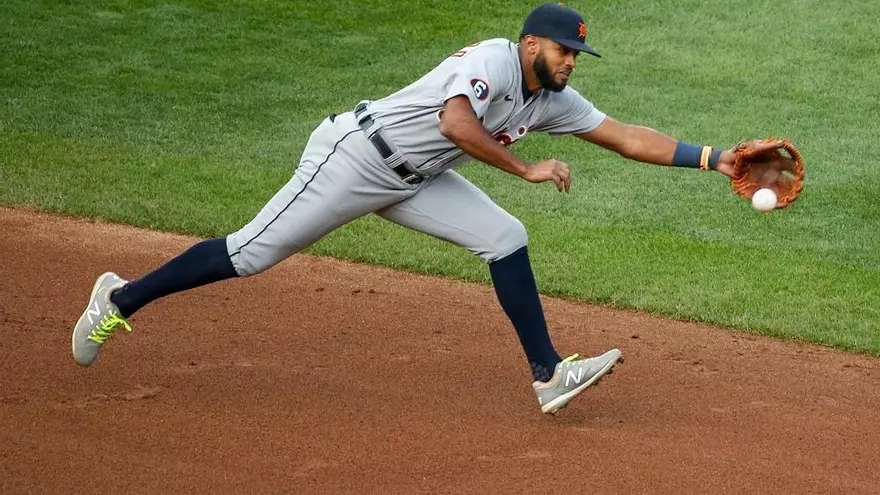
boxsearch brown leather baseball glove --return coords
[730,138,805,209]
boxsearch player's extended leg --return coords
[72,113,416,367]
[375,170,621,413]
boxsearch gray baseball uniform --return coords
[226,38,607,276]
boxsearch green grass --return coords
[2,1,879,352]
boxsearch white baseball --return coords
[751,188,777,212]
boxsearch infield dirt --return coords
[2,207,878,494]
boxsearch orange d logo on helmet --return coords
[578,21,587,40]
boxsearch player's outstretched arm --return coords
[441,96,572,192]
[575,116,736,178]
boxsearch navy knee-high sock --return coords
[489,246,561,382]
[110,238,239,318]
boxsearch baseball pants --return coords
[226,110,528,276]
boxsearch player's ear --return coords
[524,35,540,55]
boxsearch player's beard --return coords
[534,52,567,92]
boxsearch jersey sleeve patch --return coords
[470,78,490,101]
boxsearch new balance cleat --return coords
[533,349,622,414]
[71,272,131,367]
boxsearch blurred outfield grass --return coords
[1,0,878,352]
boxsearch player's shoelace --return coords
[87,313,132,344]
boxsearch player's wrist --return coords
[671,141,719,171]
[518,160,536,180]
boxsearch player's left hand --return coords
[714,150,737,179]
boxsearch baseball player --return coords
[72,3,740,414]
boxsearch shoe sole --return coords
[71,272,115,366]
[542,353,623,414]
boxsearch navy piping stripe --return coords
[230,128,359,257]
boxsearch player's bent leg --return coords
[376,170,621,413]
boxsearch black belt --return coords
[354,103,422,185]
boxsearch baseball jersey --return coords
[365,38,607,176]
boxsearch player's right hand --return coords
[524,159,571,192]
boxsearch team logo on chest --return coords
[470,78,490,101]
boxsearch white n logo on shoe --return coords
[86,300,102,325]
[564,367,585,387]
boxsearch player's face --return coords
[534,40,578,92]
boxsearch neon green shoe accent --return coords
[87,313,132,344]
[561,353,580,363]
